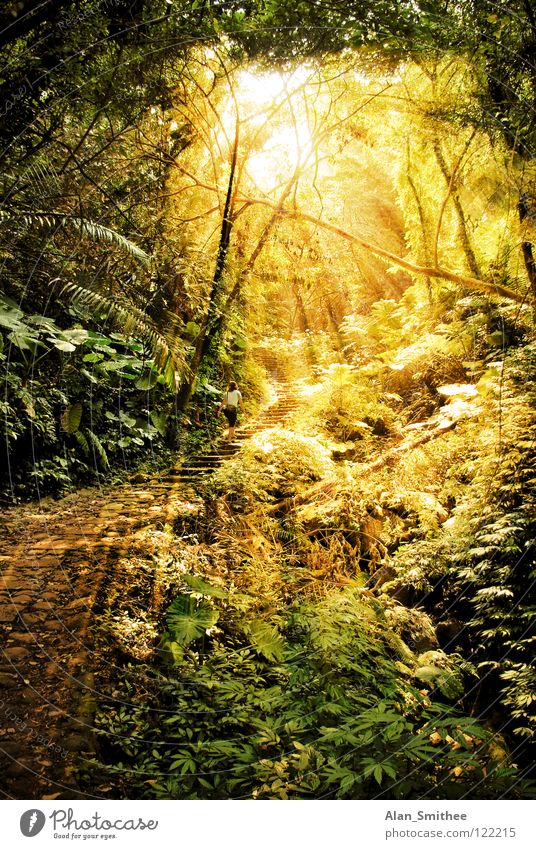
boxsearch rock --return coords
[332,446,358,461]
[0,672,20,687]
[5,761,32,778]
[130,473,150,484]
[8,632,38,644]
[3,646,30,660]
[44,622,64,632]
[385,582,416,606]
[18,613,45,626]
[0,605,18,623]
[66,596,91,611]
[63,614,89,630]
[63,734,91,752]
[11,593,36,605]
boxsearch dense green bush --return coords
[388,340,536,753]
[87,577,524,799]
[210,427,335,503]
[0,295,181,496]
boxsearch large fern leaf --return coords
[73,429,90,456]
[85,428,110,469]
[59,282,187,379]
[181,574,227,598]
[61,402,83,434]
[18,212,150,266]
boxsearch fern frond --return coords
[17,212,150,266]
[74,429,90,456]
[60,282,187,381]
[84,428,109,469]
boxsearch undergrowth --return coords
[83,333,536,800]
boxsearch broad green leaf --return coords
[0,308,24,329]
[150,410,168,436]
[118,411,137,427]
[165,595,218,646]
[185,321,201,337]
[61,328,89,345]
[80,368,99,383]
[201,382,221,396]
[61,402,83,434]
[8,331,41,352]
[51,339,77,352]
[181,574,227,598]
[135,370,158,390]
[244,619,285,662]
[26,315,60,332]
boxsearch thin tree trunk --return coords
[291,277,310,334]
[405,141,433,301]
[218,169,304,320]
[518,195,536,305]
[176,123,239,409]
[432,137,480,278]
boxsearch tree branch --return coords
[235,195,527,303]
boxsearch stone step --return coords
[163,472,211,482]
[181,458,223,467]
[179,466,217,473]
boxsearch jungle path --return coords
[0,379,300,800]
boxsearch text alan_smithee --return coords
[385,811,468,821]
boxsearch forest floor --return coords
[0,381,302,799]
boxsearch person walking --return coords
[217,380,244,443]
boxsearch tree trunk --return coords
[432,138,480,279]
[176,123,239,409]
[239,196,525,303]
[518,195,536,305]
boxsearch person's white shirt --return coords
[225,389,242,407]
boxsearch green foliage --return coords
[210,427,335,502]
[89,577,524,800]
[0,297,180,496]
[390,340,536,747]
[61,403,83,435]
[165,595,219,647]
[15,213,150,266]
[295,363,398,444]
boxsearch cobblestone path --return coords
[0,382,299,799]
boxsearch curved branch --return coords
[235,195,527,304]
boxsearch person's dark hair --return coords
[228,381,237,391]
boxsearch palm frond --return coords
[60,281,188,382]
[15,212,151,266]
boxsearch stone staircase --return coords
[167,381,300,484]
